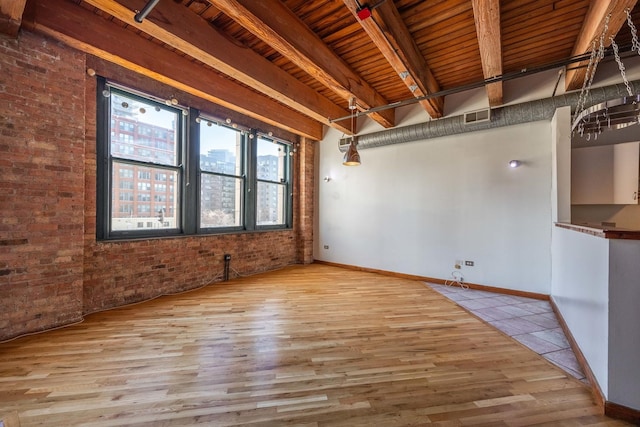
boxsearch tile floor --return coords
[427,282,587,382]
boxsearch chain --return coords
[627,10,640,53]
[612,37,634,96]
[573,15,610,133]
[575,40,603,126]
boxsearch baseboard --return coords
[604,401,640,424]
[312,260,549,300]
[550,297,640,424]
[549,297,605,406]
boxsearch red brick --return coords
[1,30,315,342]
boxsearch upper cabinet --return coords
[571,142,639,205]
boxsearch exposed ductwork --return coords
[339,80,640,151]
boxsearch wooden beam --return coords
[210,0,395,129]
[565,0,639,91]
[472,0,503,106]
[0,0,27,37]
[83,0,352,135]
[342,0,443,119]
[22,0,323,140]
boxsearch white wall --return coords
[551,106,571,223]
[315,120,553,294]
[608,239,640,409]
[550,226,610,396]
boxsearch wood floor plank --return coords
[0,264,631,426]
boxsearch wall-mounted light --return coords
[508,160,522,168]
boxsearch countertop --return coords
[555,222,640,240]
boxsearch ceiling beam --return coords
[210,0,395,130]
[0,0,27,37]
[23,0,323,140]
[83,0,353,135]
[342,0,443,119]
[471,0,502,106]
[565,0,638,91]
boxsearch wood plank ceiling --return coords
[8,0,640,140]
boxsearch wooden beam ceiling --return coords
[565,0,639,91]
[210,0,396,130]
[342,0,444,119]
[472,0,503,106]
[82,0,352,136]
[23,0,323,140]
[0,0,27,37]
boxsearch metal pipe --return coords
[338,79,640,152]
[329,45,635,123]
[134,0,160,23]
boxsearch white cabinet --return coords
[571,142,639,205]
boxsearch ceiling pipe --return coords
[134,0,160,23]
[339,79,640,152]
[329,45,635,124]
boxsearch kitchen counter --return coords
[552,222,640,414]
[555,222,640,240]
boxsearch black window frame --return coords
[195,114,247,233]
[255,135,293,230]
[96,79,294,241]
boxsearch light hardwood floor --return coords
[0,264,630,426]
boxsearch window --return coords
[97,81,182,238]
[199,121,244,230]
[97,80,293,240]
[256,136,291,227]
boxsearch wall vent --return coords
[464,108,491,125]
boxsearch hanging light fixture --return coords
[343,139,361,166]
[572,11,640,140]
[343,97,361,166]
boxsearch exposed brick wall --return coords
[81,56,307,314]
[296,137,315,264]
[0,30,316,340]
[83,232,297,313]
[0,32,85,340]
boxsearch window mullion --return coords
[245,129,257,230]
[96,77,111,240]
[286,144,294,228]
[184,108,199,234]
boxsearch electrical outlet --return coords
[323,245,329,249]
[465,260,474,266]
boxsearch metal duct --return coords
[339,80,640,151]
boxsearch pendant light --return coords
[343,97,361,166]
